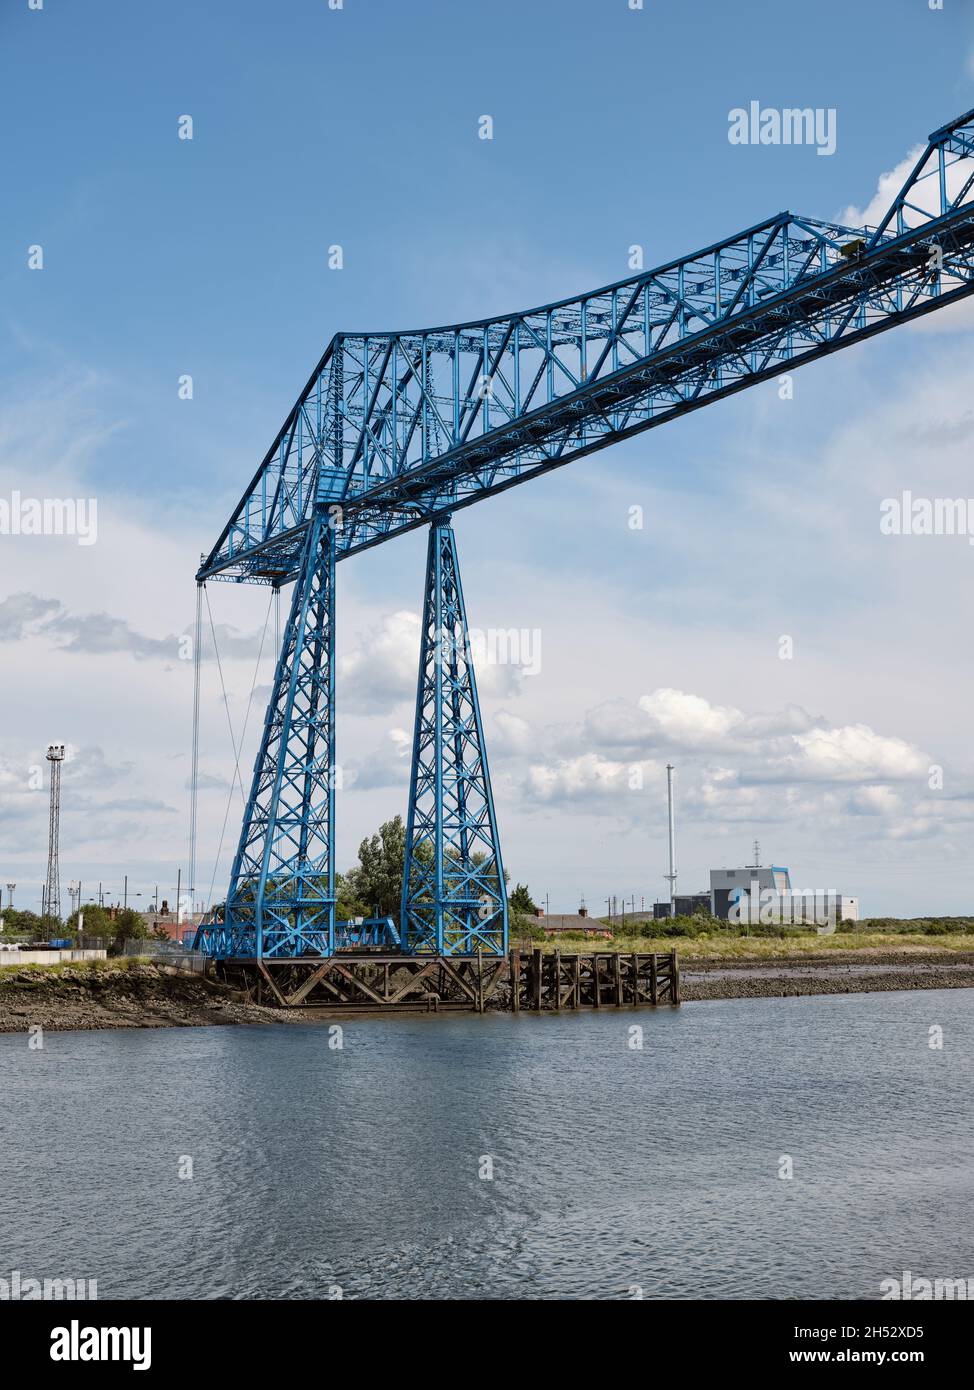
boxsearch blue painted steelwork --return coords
[197,914,399,958]
[334,916,401,950]
[195,109,974,961]
[199,109,974,589]
[218,509,337,959]
[401,520,507,955]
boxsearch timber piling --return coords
[216,949,679,1013]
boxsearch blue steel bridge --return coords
[193,108,974,966]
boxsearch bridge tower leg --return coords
[223,508,337,958]
[401,517,508,956]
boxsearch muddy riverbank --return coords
[681,950,974,1001]
[0,961,298,1032]
[3,950,973,1032]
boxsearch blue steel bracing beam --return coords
[199,108,974,587]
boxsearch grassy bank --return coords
[532,932,974,959]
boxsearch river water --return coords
[2,989,972,1300]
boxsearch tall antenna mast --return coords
[664,763,677,917]
[44,743,65,921]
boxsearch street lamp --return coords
[5,883,15,911]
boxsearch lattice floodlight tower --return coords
[195,109,974,961]
[44,742,65,922]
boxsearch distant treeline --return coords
[847,917,974,935]
[568,915,974,940]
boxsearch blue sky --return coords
[3,0,974,917]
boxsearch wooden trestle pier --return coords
[216,948,679,1013]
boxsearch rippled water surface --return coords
[2,989,972,1299]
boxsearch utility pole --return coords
[665,763,677,917]
[44,743,65,921]
[123,874,128,910]
[176,868,182,924]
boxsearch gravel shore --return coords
[0,962,298,1033]
[681,950,974,1001]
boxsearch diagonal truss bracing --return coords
[200,107,974,587]
[401,521,507,956]
[220,509,337,959]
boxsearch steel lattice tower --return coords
[401,519,507,955]
[222,509,337,959]
[44,743,65,922]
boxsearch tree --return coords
[0,908,43,937]
[342,815,407,918]
[509,882,538,915]
[67,905,115,938]
[110,908,148,956]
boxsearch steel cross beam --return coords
[401,520,508,956]
[199,108,974,588]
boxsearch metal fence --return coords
[75,938,210,973]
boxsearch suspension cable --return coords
[188,581,203,920]
[202,587,275,912]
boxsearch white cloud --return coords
[840,145,926,229]
[525,753,641,804]
[351,728,411,790]
[493,710,533,754]
[338,610,420,713]
[637,688,743,746]
[786,724,927,783]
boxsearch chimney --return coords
[578,904,588,918]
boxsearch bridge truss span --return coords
[201,106,974,588]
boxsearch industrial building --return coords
[710,859,859,925]
[653,894,711,920]
[651,844,859,925]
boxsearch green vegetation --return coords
[0,956,120,980]
[535,926,974,958]
[509,883,539,915]
[337,815,407,918]
[0,904,149,958]
[842,917,974,935]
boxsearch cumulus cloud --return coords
[339,610,420,713]
[525,752,640,804]
[637,688,743,746]
[513,688,940,851]
[840,145,927,230]
[785,724,928,783]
